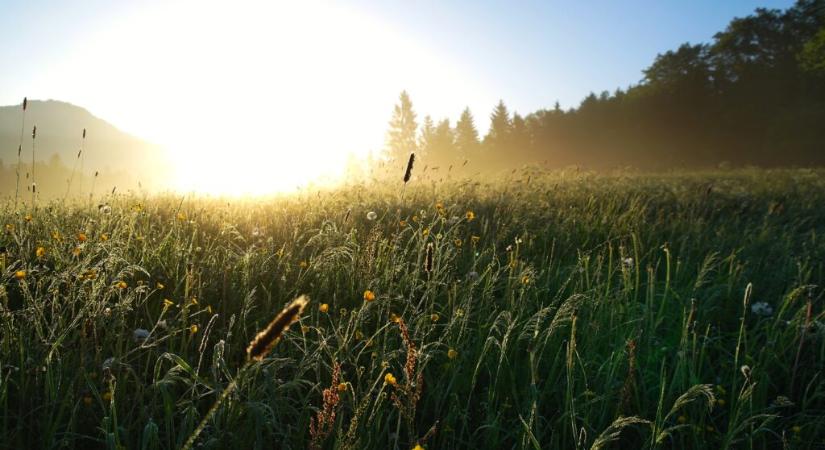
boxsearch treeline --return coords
[385,0,825,173]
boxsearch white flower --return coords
[99,205,112,215]
[133,328,150,342]
[622,257,634,269]
[751,302,773,317]
[251,227,262,238]
[366,211,377,221]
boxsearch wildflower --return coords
[430,313,439,322]
[413,445,424,450]
[100,233,109,242]
[102,392,112,402]
[301,325,310,333]
[177,212,187,221]
[100,205,112,215]
[337,382,347,392]
[36,247,46,258]
[51,231,60,240]
[355,330,364,340]
[466,210,475,221]
[412,215,419,223]
[384,373,397,386]
[399,220,407,227]
[77,232,87,242]
[133,328,150,342]
[363,290,376,302]
[115,281,127,290]
[15,270,26,280]
[72,246,82,257]
[4,224,13,232]
[622,257,634,269]
[390,313,400,323]
[447,348,458,359]
[163,299,174,308]
[190,324,199,335]
[366,211,377,221]
[454,238,462,247]
[319,303,329,313]
[521,275,530,285]
[435,202,444,211]
[471,235,480,245]
[299,260,308,269]
[751,302,773,317]
[190,297,198,306]
[24,214,32,222]
[156,282,165,289]
[82,269,97,280]
[422,228,430,237]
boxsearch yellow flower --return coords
[299,260,308,269]
[301,325,310,334]
[435,202,444,211]
[102,392,112,402]
[24,214,32,222]
[337,383,347,393]
[413,445,424,450]
[447,348,458,359]
[430,313,440,322]
[466,210,475,221]
[190,324,199,335]
[51,231,60,240]
[77,232,87,242]
[163,299,174,308]
[390,313,400,323]
[319,303,329,313]
[384,373,397,386]
[190,297,198,306]
[156,282,165,290]
[206,305,213,314]
[100,233,109,242]
[422,228,430,237]
[399,220,407,227]
[14,270,26,280]
[115,281,127,290]
[36,246,46,258]
[521,275,530,285]
[363,290,376,302]
[82,269,97,280]
[4,224,14,232]
[412,215,419,223]
[454,239,462,247]
[72,246,82,256]
[177,212,187,221]
[471,235,480,245]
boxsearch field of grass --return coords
[1,168,824,449]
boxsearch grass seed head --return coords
[247,295,309,361]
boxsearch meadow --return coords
[1,168,824,449]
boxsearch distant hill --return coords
[0,100,170,197]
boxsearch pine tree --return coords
[484,100,512,149]
[386,90,418,163]
[454,107,480,158]
[418,115,436,157]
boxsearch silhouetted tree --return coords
[386,90,418,163]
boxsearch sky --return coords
[0,0,796,194]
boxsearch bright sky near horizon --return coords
[0,0,795,194]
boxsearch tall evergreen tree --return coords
[454,107,480,158]
[386,90,418,162]
[484,100,512,149]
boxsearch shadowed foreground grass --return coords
[1,168,824,449]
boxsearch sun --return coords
[47,0,490,196]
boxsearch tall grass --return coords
[0,168,823,449]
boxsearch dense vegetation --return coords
[1,168,824,449]
[387,0,825,172]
